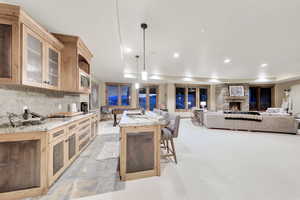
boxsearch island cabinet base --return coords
[120,125,161,181]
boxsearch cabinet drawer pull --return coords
[69,124,77,130]
[79,124,90,132]
[53,130,64,138]
[79,119,90,125]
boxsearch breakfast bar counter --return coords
[119,111,166,181]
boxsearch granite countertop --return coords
[119,111,168,127]
[0,113,94,134]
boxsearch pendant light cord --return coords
[143,27,146,71]
[115,0,124,59]
[141,23,148,71]
[136,55,140,80]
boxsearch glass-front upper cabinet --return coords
[0,23,12,80]
[0,20,18,84]
[0,5,63,88]
[46,47,60,89]
[23,26,44,87]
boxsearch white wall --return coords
[291,84,300,114]
[274,80,300,107]
[210,85,216,111]
[166,83,175,113]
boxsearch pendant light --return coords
[135,55,140,89]
[141,23,148,81]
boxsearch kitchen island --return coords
[119,111,167,181]
[0,113,98,200]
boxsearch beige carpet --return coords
[77,119,300,200]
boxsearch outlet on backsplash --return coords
[58,104,62,110]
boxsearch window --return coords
[249,86,273,111]
[121,85,130,106]
[188,88,196,109]
[138,88,147,110]
[176,87,185,109]
[149,87,158,110]
[107,85,118,106]
[260,88,272,110]
[175,86,209,110]
[138,86,159,111]
[106,83,131,106]
[199,88,208,108]
[249,87,258,110]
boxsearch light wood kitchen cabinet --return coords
[120,124,161,181]
[53,33,93,94]
[0,132,48,200]
[0,23,12,80]
[0,3,63,90]
[22,25,44,87]
[45,45,61,90]
[66,123,78,164]
[91,115,98,139]
[47,115,95,186]
[0,114,98,200]
[48,127,67,186]
[77,118,92,152]
[0,17,19,84]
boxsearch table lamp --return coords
[200,101,207,109]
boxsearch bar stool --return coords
[161,114,180,164]
[100,106,112,120]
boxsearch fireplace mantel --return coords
[224,96,247,102]
[215,84,250,111]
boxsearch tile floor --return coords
[30,119,300,200]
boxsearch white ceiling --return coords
[2,0,300,83]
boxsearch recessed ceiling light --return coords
[150,75,161,80]
[209,79,221,83]
[211,75,218,79]
[124,47,132,54]
[224,58,231,64]
[124,74,135,79]
[260,63,268,68]
[183,77,193,82]
[173,52,180,58]
[255,78,270,83]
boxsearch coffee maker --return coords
[80,102,89,114]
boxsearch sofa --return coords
[203,112,299,134]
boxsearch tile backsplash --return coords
[0,85,88,119]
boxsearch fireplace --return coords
[229,102,241,111]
